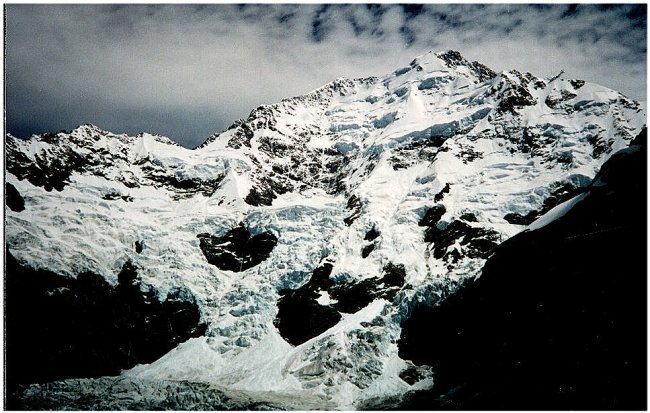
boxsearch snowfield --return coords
[6,50,645,409]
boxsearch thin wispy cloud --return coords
[5,4,646,148]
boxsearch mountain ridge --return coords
[5,49,646,409]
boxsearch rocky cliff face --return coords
[5,50,645,409]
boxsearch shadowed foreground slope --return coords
[398,131,647,409]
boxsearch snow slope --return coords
[6,50,645,409]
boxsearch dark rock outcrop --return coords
[344,194,362,226]
[5,254,206,409]
[418,204,446,227]
[419,204,500,261]
[504,179,588,226]
[275,262,407,345]
[139,158,224,200]
[545,89,578,109]
[495,71,538,114]
[436,50,496,82]
[6,182,25,212]
[458,212,477,222]
[569,79,585,89]
[275,263,342,346]
[6,141,87,192]
[364,226,381,241]
[329,263,406,314]
[434,183,450,202]
[102,191,134,202]
[361,243,375,258]
[244,186,276,206]
[197,223,277,272]
[503,210,538,225]
[398,134,647,409]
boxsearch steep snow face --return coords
[6,50,645,408]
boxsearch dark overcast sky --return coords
[5,4,647,148]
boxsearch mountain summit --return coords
[5,50,646,409]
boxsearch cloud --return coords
[5,4,646,147]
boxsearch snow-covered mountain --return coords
[5,50,646,409]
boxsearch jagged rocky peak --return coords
[71,122,107,134]
[305,77,361,97]
[405,49,497,82]
[135,131,183,147]
[67,123,130,144]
